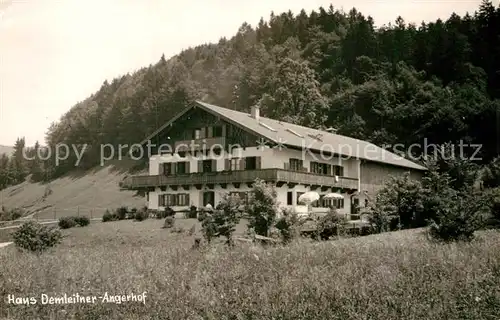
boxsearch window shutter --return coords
[158,195,164,206]
[225,159,230,170]
[158,163,164,175]
[211,159,217,171]
[186,193,190,206]
[256,156,261,169]
[172,163,177,174]
[207,127,213,138]
[185,162,190,174]
[198,160,203,172]
[327,165,332,175]
[239,158,246,170]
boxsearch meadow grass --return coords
[1,219,499,319]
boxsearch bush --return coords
[187,205,197,219]
[274,208,300,243]
[58,216,77,229]
[74,216,90,227]
[246,179,279,237]
[156,207,175,219]
[0,207,24,221]
[201,213,216,243]
[317,209,348,240]
[163,216,175,229]
[428,189,488,242]
[102,210,117,222]
[13,221,63,252]
[197,210,208,222]
[134,209,149,221]
[115,206,128,220]
[488,188,500,225]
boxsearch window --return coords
[333,165,344,176]
[230,158,241,170]
[193,129,201,139]
[177,151,186,158]
[287,192,293,205]
[334,199,344,208]
[245,157,257,170]
[158,195,165,206]
[177,194,190,206]
[289,158,303,171]
[213,147,222,156]
[202,160,214,172]
[165,194,176,206]
[310,162,333,175]
[163,163,173,175]
[176,162,188,174]
[203,191,215,206]
[213,126,223,137]
[296,192,304,205]
[245,156,260,170]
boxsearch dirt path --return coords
[0,242,12,249]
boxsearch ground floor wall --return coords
[147,183,354,218]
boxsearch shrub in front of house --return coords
[246,179,279,237]
[58,216,77,229]
[188,205,197,219]
[318,208,349,240]
[102,210,117,222]
[274,208,300,243]
[197,210,208,222]
[74,216,90,227]
[13,221,63,252]
[201,194,240,246]
[156,207,175,219]
[134,209,149,221]
[115,206,128,220]
[128,207,138,219]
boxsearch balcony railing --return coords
[120,169,358,190]
[174,137,226,152]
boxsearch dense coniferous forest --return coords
[1,1,500,189]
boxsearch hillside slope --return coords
[0,145,13,156]
[0,165,146,219]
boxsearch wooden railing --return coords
[120,169,358,190]
[174,137,226,152]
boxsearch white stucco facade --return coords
[146,145,360,217]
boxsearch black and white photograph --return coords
[1,0,499,319]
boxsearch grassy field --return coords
[1,218,499,320]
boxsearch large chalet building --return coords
[120,101,426,218]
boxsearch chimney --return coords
[250,105,260,121]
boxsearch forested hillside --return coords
[1,1,500,189]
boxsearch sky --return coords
[0,0,487,146]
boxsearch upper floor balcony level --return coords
[120,168,359,191]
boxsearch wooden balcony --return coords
[174,137,226,152]
[120,169,359,190]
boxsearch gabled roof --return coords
[141,100,427,171]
